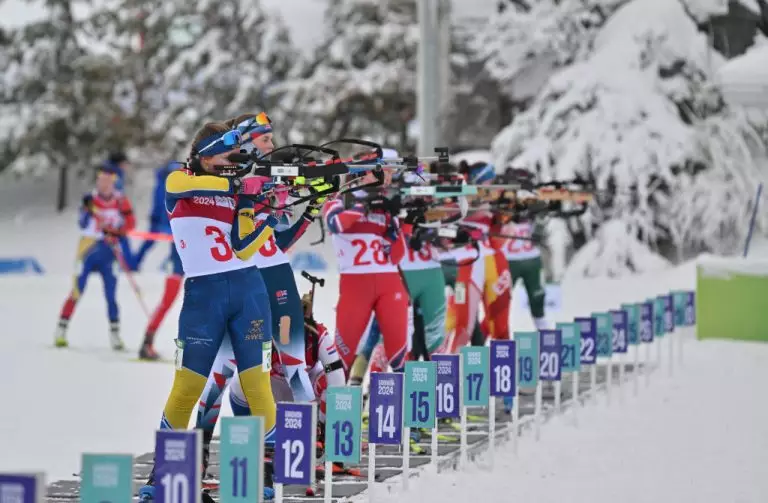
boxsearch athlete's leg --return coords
[57,239,101,339]
[160,274,228,430]
[519,256,547,329]
[482,252,512,340]
[227,267,276,443]
[407,268,447,355]
[372,272,409,371]
[98,258,124,349]
[335,274,378,375]
[410,301,428,360]
[229,369,252,417]
[261,263,314,403]
[133,239,155,271]
[191,336,238,476]
[141,245,184,358]
[446,260,483,353]
[195,336,238,431]
[348,314,380,384]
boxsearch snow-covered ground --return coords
[382,338,768,503]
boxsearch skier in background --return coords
[135,161,182,360]
[54,164,136,350]
[489,168,549,331]
[133,161,177,269]
[103,151,136,270]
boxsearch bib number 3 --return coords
[205,226,234,262]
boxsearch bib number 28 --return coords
[352,239,388,266]
[206,226,234,262]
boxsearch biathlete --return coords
[322,172,410,376]
[135,161,183,360]
[192,113,329,478]
[489,170,549,330]
[54,164,136,350]
[442,161,512,351]
[139,122,278,501]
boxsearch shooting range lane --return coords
[45,364,640,502]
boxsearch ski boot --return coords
[137,467,155,501]
[139,332,161,360]
[264,446,275,500]
[109,322,125,351]
[503,396,514,414]
[201,429,216,486]
[408,428,427,454]
[139,343,160,360]
[54,319,68,348]
[315,422,326,458]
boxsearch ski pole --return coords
[110,241,151,317]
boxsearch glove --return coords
[303,178,334,219]
[304,200,323,219]
[264,214,280,228]
[235,176,271,195]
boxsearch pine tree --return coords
[273,0,420,149]
[475,0,629,106]
[1,0,125,210]
[85,0,298,160]
[491,0,768,278]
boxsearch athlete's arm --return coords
[322,199,365,234]
[316,324,346,387]
[274,214,312,251]
[165,170,236,200]
[231,198,278,260]
[118,196,136,232]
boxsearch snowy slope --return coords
[717,42,768,109]
[378,338,768,503]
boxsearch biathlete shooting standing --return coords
[323,170,410,376]
[139,122,278,502]
[55,164,136,350]
[193,112,329,481]
[442,161,512,351]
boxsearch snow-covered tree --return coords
[274,0,420,148]
[491,0,768,278]
[85,0,298,159]
[1,0,125,209]
[0,0,299,210]
[474,0,630,106]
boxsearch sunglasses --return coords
[196,129,243,157]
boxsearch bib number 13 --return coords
[206,226,234,262]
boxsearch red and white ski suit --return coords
[443,210,512,351]
[270,321,345,423]
[322,198,410,372]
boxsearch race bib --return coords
[454,282,467,305]
[174,339,184,371]
[262,341,273,371]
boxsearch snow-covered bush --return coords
[491,0,768,278]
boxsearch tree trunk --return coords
[56,162,68,212]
